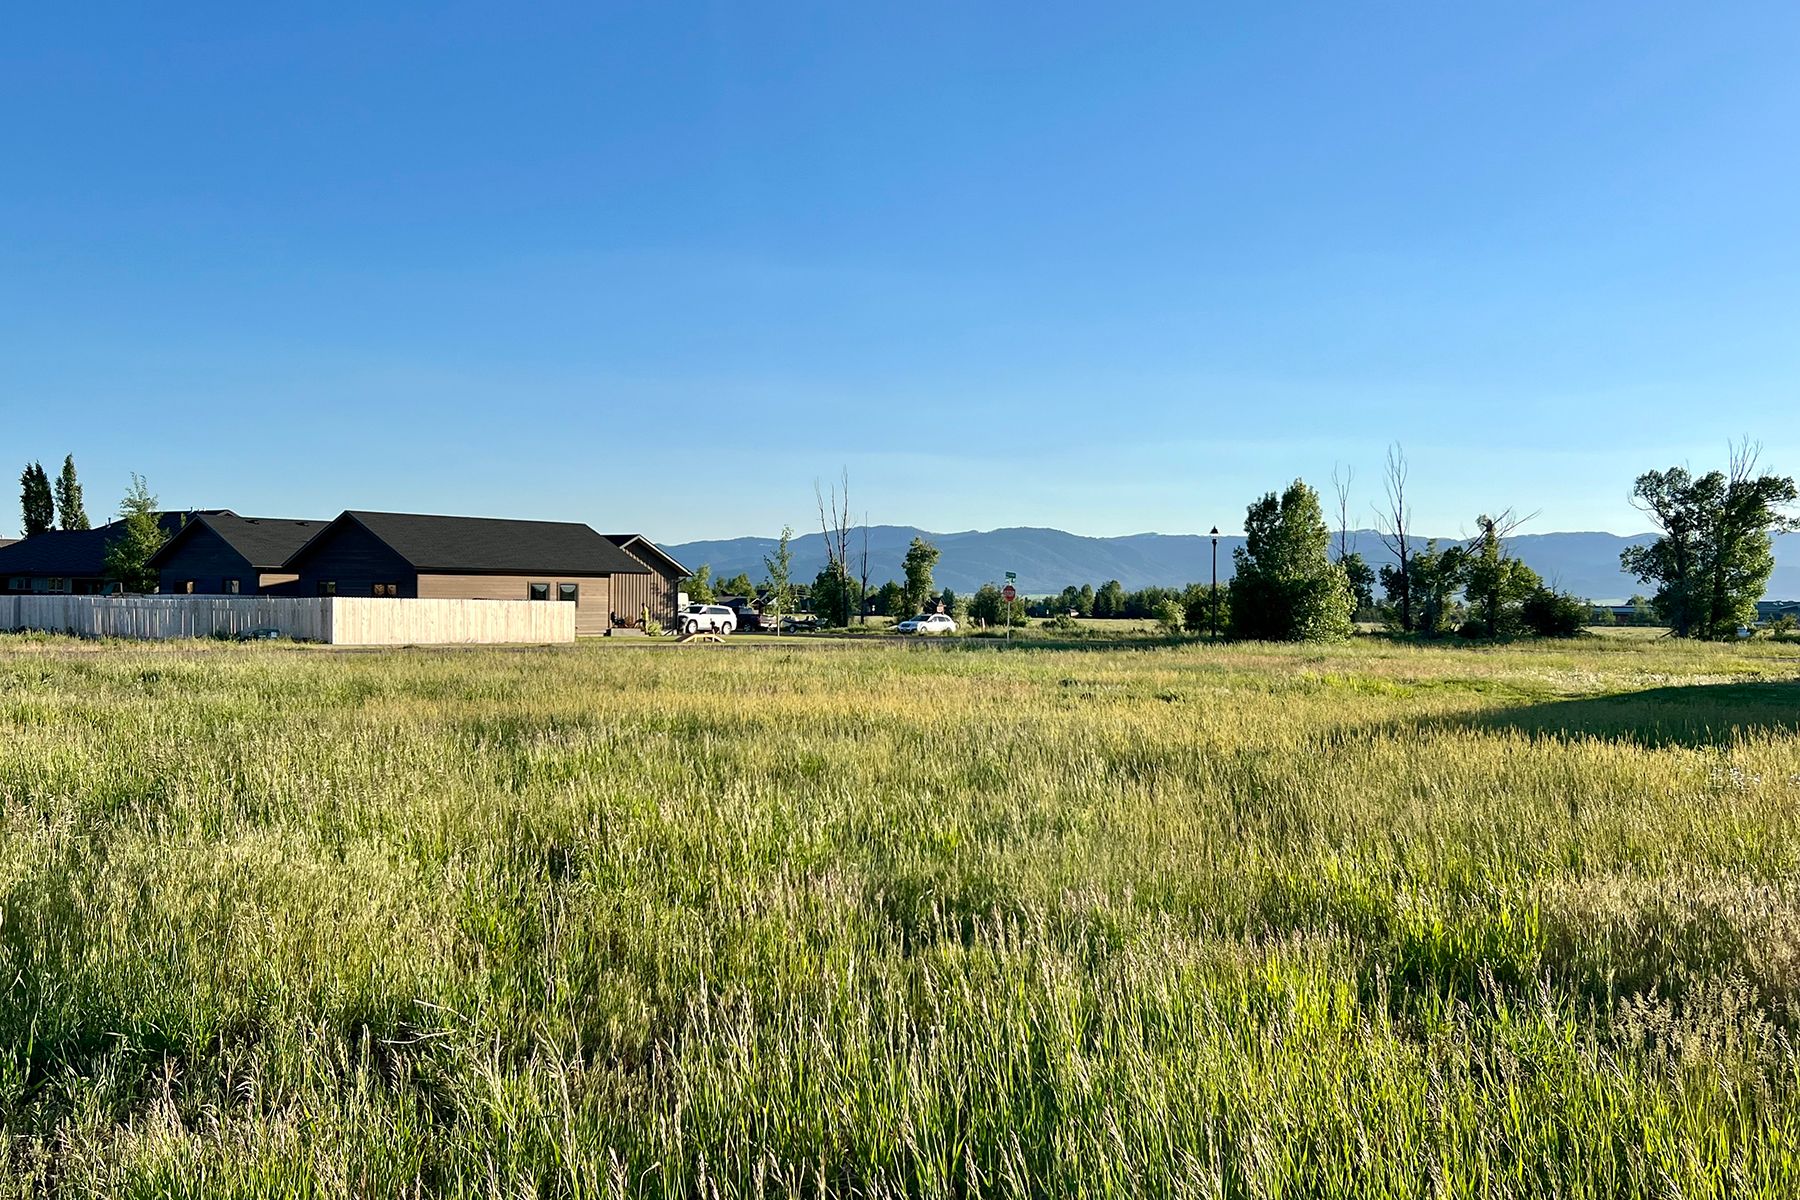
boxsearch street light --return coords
[1209,527,1220,642]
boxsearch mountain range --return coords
[666,526,1800,603]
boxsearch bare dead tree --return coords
[1373,443,1413,632]
[815,467,854,624]
[858,513,871,625]
[1331,462,1356,562]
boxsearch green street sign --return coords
[1005,571,1016,581]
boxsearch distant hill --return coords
[667,526,1800,603]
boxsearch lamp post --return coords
[1209,526,1220,643]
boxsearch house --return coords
[149,513,329,596]
[604,533,688,627]
[283,510,652,636]
[0,512,227,595]
[1756,599,1800,624]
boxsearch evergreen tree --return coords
[19,462,53,537]
[1227,480,1354,641]
[102,474,167,593]
[54,455,89,530]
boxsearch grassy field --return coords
[1,632,1798,1196]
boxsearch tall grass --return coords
[0,633,1796,1195]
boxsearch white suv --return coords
[679,604,737,635]
[896,613,957,634]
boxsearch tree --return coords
[1092,580,1125,619]
[54,456,89,530]
[1331,462,1356,561]
[1182,583,1229,636]
[1340,552,1376,616]
[684,564,715,604]
[716,571,754,599]
[901,537,939,617]
[872,580,906,617]
[1620,443,1798,639]
[103,474,167,593]
[811,563,855,626]
[1373,443,1414,632]
[19,462,53,537]
[969,583,1024,627]
[815,469,862,624]
[1077,584,1096,617]
[1154,597,1186,635]
[1462,510,1540,637]
[1521,587,1587,637]
[763,526,796,626]
[1228,480,1354,641]
[858,515,872,625]
[1379,540,1469,636]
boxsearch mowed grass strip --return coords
[0,634,1796,1196]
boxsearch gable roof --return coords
[0,512,228,577]
[289,511,649,576]
[148,513,328,572]
[604,533,690,577]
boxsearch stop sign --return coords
[1002,584,1017,602]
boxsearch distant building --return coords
[283,511,654,637]
[0,512,228,595]
[150,513,329,596]
[604,534,688,628]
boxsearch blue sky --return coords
[4,3,1798,541]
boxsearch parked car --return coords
[722,598,763,631]
[896,613,957,635]
[678,604,737,635]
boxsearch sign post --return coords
[1003,574,1017,644]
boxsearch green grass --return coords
[1,632,1798,1196]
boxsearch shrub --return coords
[1522,587,1586,637]
[1154,598,1185,635]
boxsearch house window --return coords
[317,581,337,596]
[372,583,398,597]
[528,583,550,601]
[558,583,579,603]
[226,579,241,595]
[49,578,67,593]
[179,580,195,594]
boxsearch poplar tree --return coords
[55,455,89,530]
[19,462,53,537]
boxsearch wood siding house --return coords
[284,511,650,636]
[149,514,328,596]
[604,534,688,627]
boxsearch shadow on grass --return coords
[1444,681,1800,748]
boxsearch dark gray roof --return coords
[605,533,690,577]
[0,512,227,577]
[149,513,328,571]
[307,511,650,575]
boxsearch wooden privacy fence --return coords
[0,596,574,646]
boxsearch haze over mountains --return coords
[668,527,1800,603]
